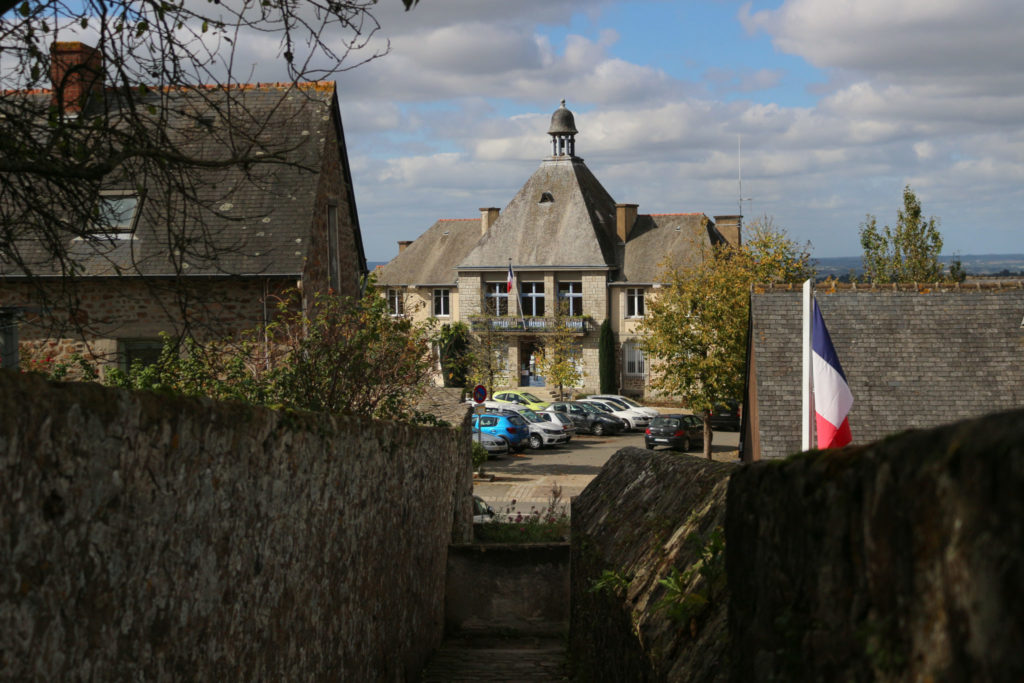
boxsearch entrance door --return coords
[519,341,545,387]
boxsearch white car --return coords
[588,394,660,418]
[578,398,651,431]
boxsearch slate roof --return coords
[748,282,1024,460]
[617,213,723,284]
[374,219,480,286]
[2,82,358,279]
[458,157,619,270]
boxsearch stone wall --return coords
[570,448,735,682]
[0,370,473,681]
[445,543,569,637]
[727,409,1024,681]
[1,277,295,373]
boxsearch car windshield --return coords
[506,414,527,426]
[588,401,614,412]
[617,397,643,409]
[577,403,604,415]
[518,409,542,423]
[651,416,680,429]
[601,398,630,410]
[520,392,542,403]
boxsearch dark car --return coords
[544,401,623,436]
[645,413,703,451]
[708,401,741,431]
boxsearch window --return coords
[522,282,545,316]
[558,281,583,316]
[119,339,162,372]
[623,340,646,377]
[433,288,450,317]
[626,288,645,318]
[387,288,404,316]
[484,282,509,316]
[327,204,340,292]
[90,193,140,238]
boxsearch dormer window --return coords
[539,192,554,204]
[88,192,141,239]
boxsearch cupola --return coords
[547,99,578,158]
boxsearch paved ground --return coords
[420,636,570,682]
[474,424,740,518]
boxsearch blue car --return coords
[472,412,529,452]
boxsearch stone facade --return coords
[0,370,473,680]
[374,103,736,399]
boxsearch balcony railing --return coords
[468,315,591,334]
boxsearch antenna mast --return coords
[738,135,752,218]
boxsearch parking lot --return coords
[473,422,740,518]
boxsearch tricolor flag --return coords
[507,263,514,293]
[811,299,853,449]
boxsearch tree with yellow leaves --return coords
[640,218,813,458]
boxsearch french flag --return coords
[507,263,514,293]
[811,299,853,449]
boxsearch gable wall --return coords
[303,113,364,300]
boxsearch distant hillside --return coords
[813,254,1024,280]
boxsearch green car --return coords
[491,389,550,411]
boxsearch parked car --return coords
[473,430,510,457]
[535,410,576,441]
[490,389,551,411]
[578,398,652,431]
[484,403,569,449]
[588,394,660,418]
[708,400,741,431]
[644,413,703,451]
[472,412,529,451]
[544,401,624,436]
[473,495,495,523]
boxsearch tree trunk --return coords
[703,413,714,460]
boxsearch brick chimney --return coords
[397,240,413,254]
[616,203,638,243]
[480,207,500,235]
[50,42,104,113]
[713,215,743,247]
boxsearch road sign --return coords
[473,385,487,404]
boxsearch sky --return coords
[34,0,1024,262]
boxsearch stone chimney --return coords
[397,240,412,254]
[616,203,638,243]
[50,42,104,113]
[480,207,500,235]
[713,215,743,247]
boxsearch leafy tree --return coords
[859,185,962,283]
[640,218,813,459]
[463,315,512,397]
[598,318,617,394]
[534,302,584,401]
[436,322,471,388]
[98,286,437,421]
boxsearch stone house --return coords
[743,281,1024,460]
[0,42,366,374]
[374,101,741,396]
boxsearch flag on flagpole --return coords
[811,299,853,449]
[507,263,514,293]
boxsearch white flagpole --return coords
[801,279,812,451]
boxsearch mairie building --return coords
[374,101,740,397]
